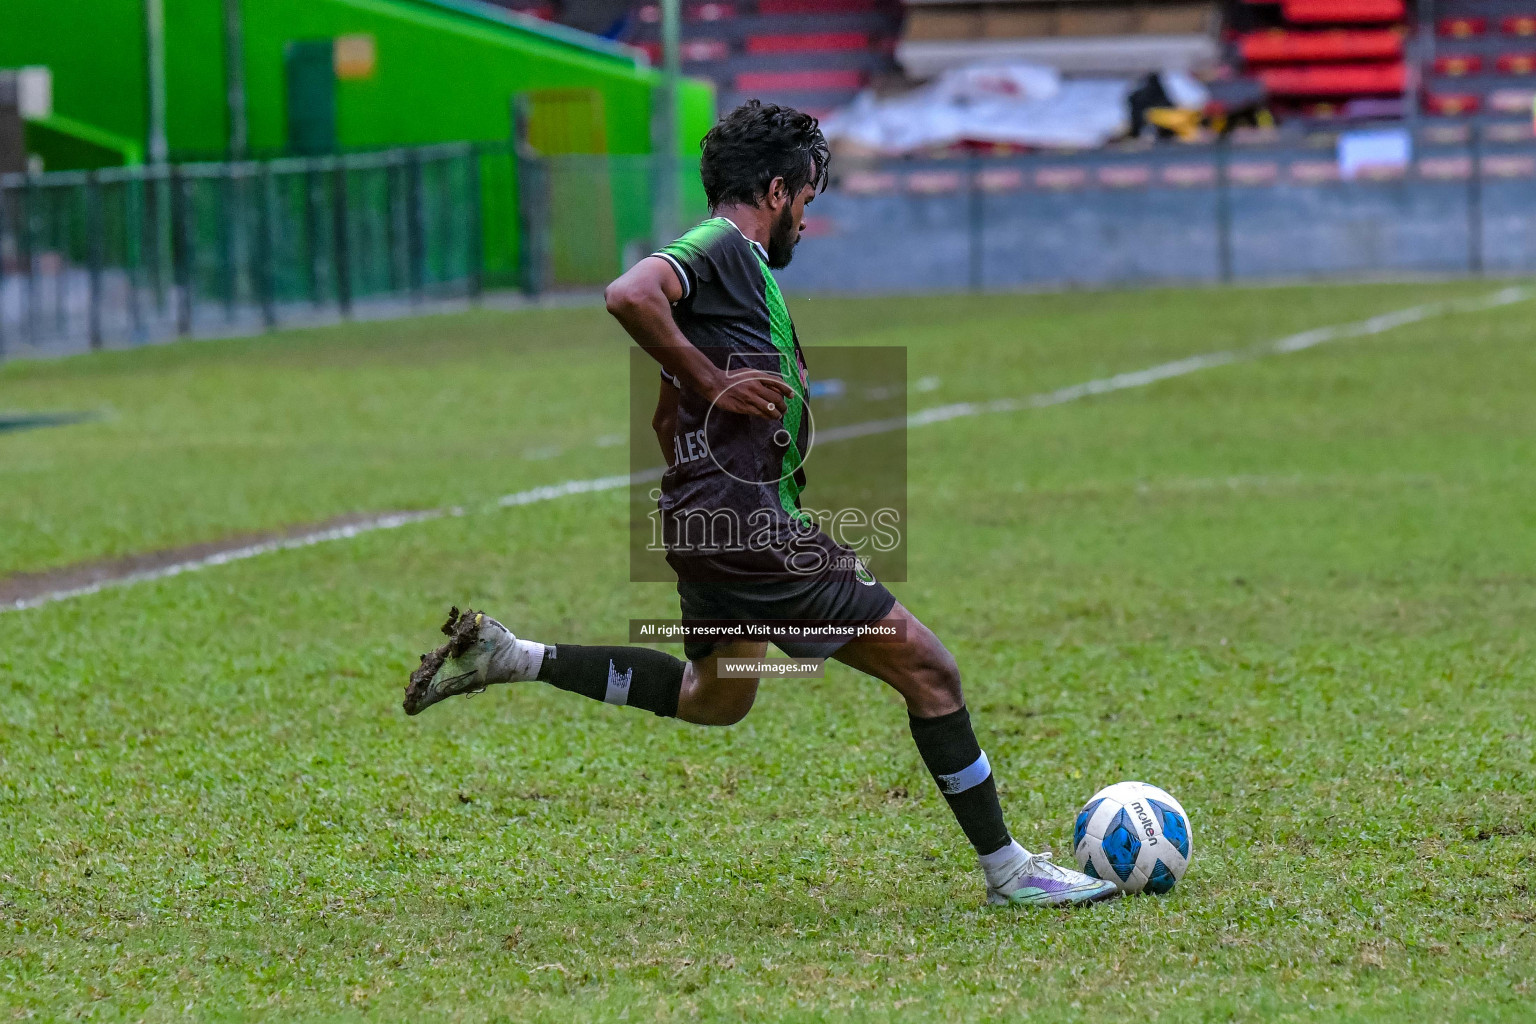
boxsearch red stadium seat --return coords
[1502,15,1536,37]
[1497,52,1536,75]
[1282,0,1404,25]
[1239,29,1402,63]
[734,69,867,90]
[1436,16,1486,38]
[1489,87,1536,112]
[1258,62,1406,96]
[1434,54,1483,76]
[688,2,735,21]
[1298,101,1341,119]
[681,38,731,60]
[639,38,732,62]
[1423,92,1481,115]
[746,32,870,53]
[756,0,877,14]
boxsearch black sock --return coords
[535,644,684,718]
[909,706,1011,856]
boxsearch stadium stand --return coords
[607,0,1534,130]
[487,0,561,21]
[1424,0,1536,117]
[626,0,904,115]
[895,1,1219,79]
[1231,0,1408,118]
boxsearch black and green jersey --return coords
[652,217,847,583]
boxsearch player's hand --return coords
[707,371,796,420]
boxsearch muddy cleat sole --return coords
[403,606,543,716]
[404,606,486,715]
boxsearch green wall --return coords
[0,1,151,152]
[0,0,715,162]
[1,0,718,287]
[25,115,145,170]
[179,0,714,159]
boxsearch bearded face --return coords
[766,201,799,269]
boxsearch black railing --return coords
[0,143,484,359]
[3,124,1535,361]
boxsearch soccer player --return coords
[404,101,1118,908]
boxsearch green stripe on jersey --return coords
[662,217,809,521]
[756,256,810,523]
[658,217,735,266]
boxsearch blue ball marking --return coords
[1081,857,1101,880]
[1074,798,1104,852]
[1145,859,1178,894]
[1148,798,1190,859]
[1101,808,1141,882]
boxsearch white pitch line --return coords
[816,286,1530,441]
[4,510,446,612]
[4,286,1528,614]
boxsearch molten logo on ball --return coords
[1072,781,1192,894]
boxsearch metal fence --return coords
[518,152,708,292]
[0,143,700,360]
[3,125,1534,362]
[774,122,1536,294]
[0,143,483,358]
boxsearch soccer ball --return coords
[1072,781,1192,894]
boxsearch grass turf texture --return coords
[1,280,1534,1021]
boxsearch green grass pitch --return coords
[1,280,1533,1021]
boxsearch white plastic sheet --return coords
[1337,128,1412,181]
[822,62,1134,154]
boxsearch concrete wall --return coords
[779,148,1536,294]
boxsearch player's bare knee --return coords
[680,661,758,726]
[698,685,756,726]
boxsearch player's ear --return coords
[765,176,788,209]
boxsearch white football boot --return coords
[403,607,542,715]
[986,848,1121,907]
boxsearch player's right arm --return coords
[605,257,793,421]
[654,378,679,466]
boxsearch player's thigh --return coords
[681,640,768,723]
[831,602,963,716]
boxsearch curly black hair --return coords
[699,100,830,211]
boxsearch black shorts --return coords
[677,572,898,662]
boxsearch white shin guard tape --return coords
[936,751,991,795]
[603,660,634,706]
[519,640,546,683]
